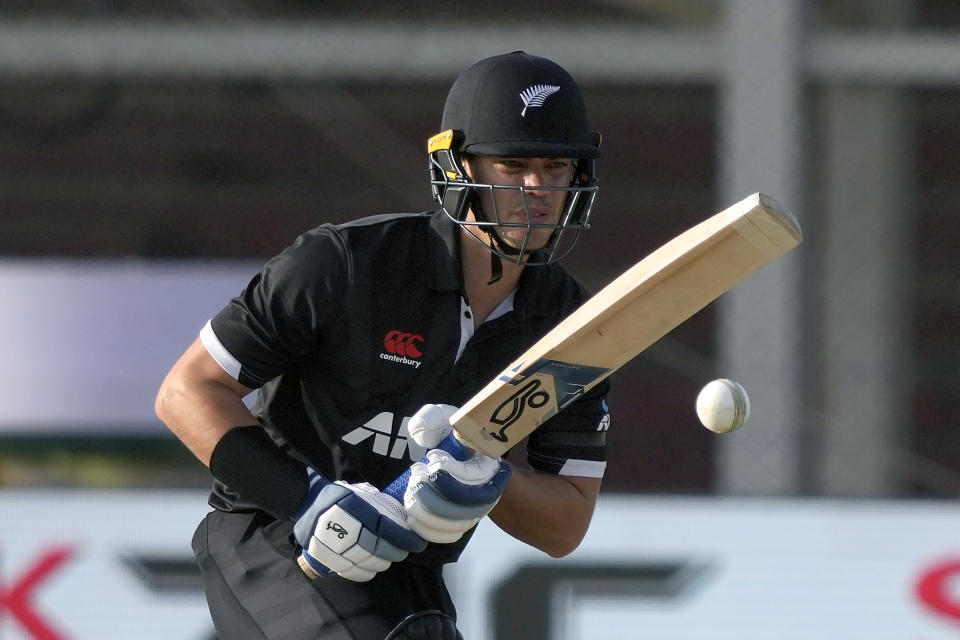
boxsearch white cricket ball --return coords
[696,378,750,434]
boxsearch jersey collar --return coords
[427,209,568,321]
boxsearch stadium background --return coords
[1,1,958,638]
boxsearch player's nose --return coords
[522,168,549,193]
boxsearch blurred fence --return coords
[0,0,958,499]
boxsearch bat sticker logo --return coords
[488,378,551,442]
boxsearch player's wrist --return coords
[209,425,311,521]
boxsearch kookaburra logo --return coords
[520,84,560,117]
[326,521,348,539]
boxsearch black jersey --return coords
[201,210,610,564]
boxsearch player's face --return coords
[464,155,574,252]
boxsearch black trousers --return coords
[192,509,459,640]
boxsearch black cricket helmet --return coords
[428,51,601,271]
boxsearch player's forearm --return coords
[488,466,599,557]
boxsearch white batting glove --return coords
[294,472,427,582]
[407,403,460,448]
[403,404,512,544]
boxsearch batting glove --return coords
[293,469,427,582]
[403,404,512,544]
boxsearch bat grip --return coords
[300,431,473,580]
[383,430,473,502]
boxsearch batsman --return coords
[156,51,612,639]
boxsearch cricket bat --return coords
[444,191,801,457]
[298,192,801,579]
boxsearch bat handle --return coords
[382,430,473,502]
[300,432,473,580]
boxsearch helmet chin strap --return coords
[470,198,505,285]
[486,241,504,285]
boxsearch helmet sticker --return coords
[519,85,560,117]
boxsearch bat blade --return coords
[451,192,802,457]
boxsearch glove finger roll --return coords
[337,492,427,554]
[407,481,497,520]
[306,537,355,574]
[342,545,391,573]
[405,505,480,543]
[427,466,512,507]
[357,528,410,563]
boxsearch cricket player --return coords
[156,51,611,639]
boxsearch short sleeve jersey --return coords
[202,210,610,564]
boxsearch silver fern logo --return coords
[519,84,560,117]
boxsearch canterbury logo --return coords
[489,378,552,442]
[520,84,560,117]
[383,330,423,357]
[382,330,424,368]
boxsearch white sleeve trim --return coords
[558,459,607,478]
[200,319,243,381]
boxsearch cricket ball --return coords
[696,378,750,434]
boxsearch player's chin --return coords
[499,231,552,255]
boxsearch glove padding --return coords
[294,471,427,582]
[403,404,512,543]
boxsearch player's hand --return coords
[293,470,427,582]
[403,404,512,543]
